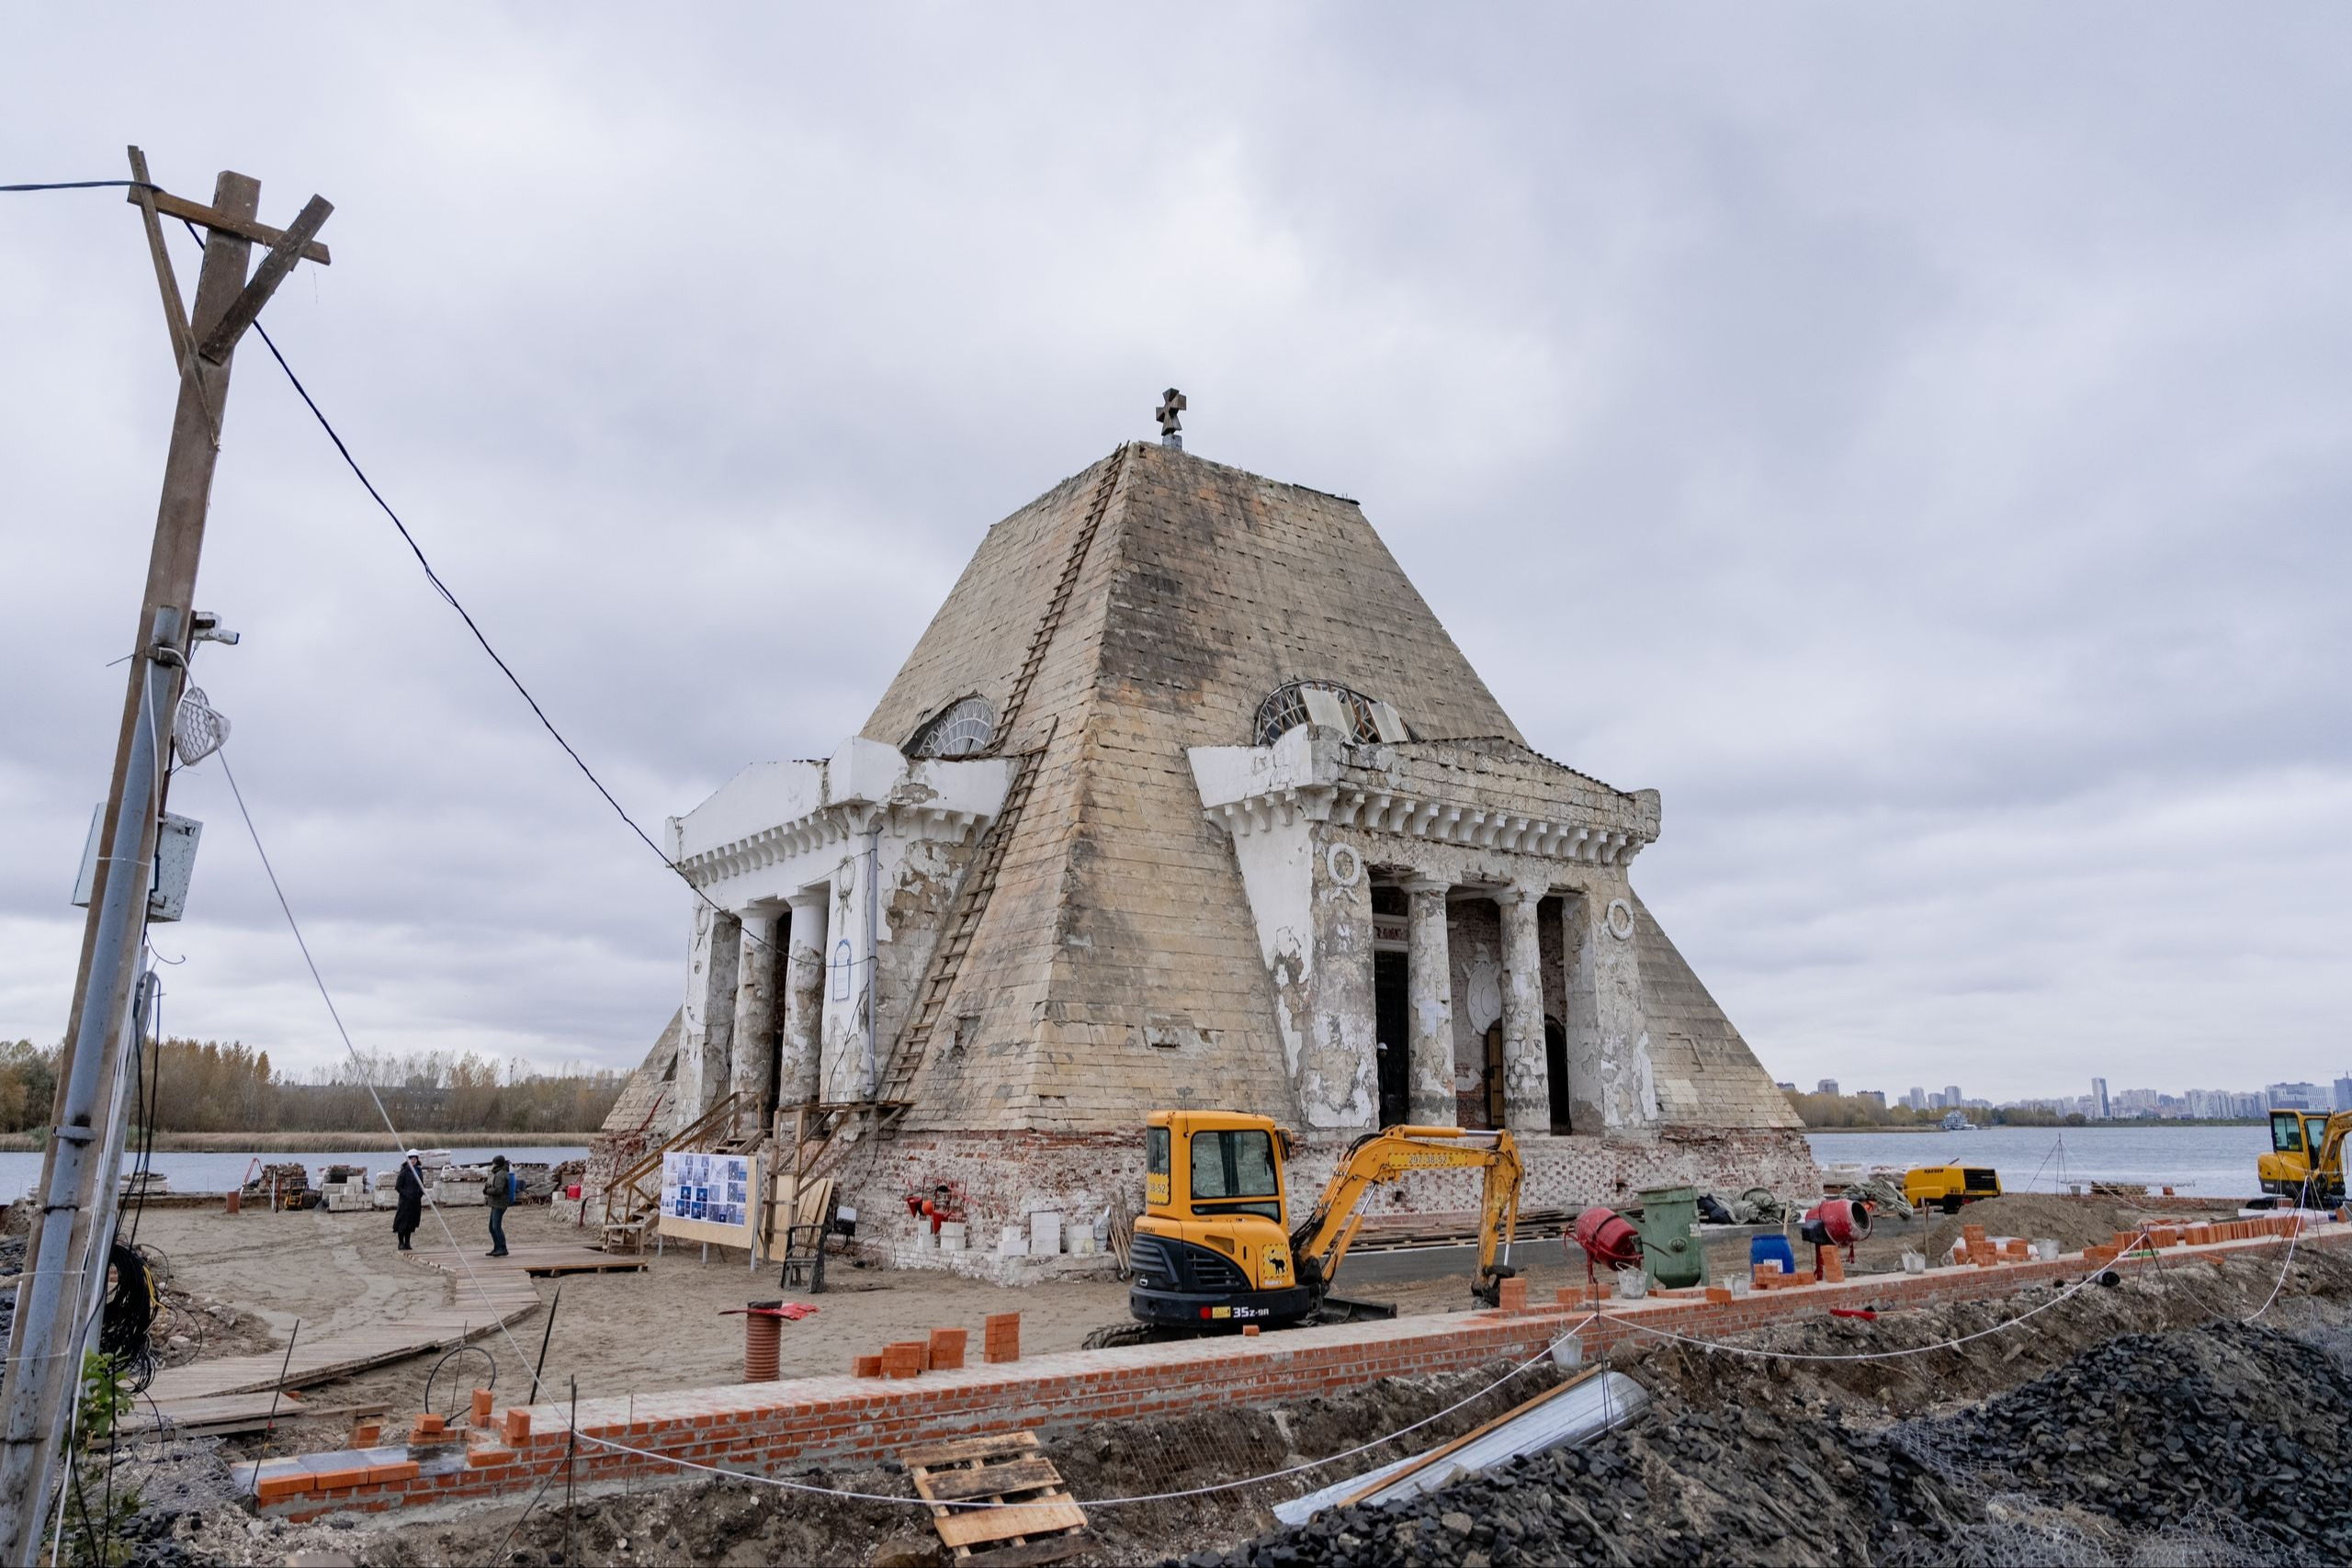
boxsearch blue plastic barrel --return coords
[1749,1234,1796,1276]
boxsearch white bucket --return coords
[2035,1238,2062,1261]
[1614,1267,1647,1301]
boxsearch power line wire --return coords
[0,180,156,193]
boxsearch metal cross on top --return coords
[1156,388,1186,449]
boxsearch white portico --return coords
[1190,716,1663,1137]
[665,736,1012,1132]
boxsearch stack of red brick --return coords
[852,1314,1018,1379]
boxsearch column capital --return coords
[1495,882,1548,908]
[1400,874,1451,897]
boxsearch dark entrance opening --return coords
[1374,950,1409,1127]
[1544,1019,1571,1134]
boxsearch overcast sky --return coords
[6,9,2347,1102]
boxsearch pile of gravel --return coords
[1894,1319,2352,1556]
[1184,1320,2352,1568]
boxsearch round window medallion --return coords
[1604,898,1635,941]
[1325,843,1363,886]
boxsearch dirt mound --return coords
[1173,1394,1972,1567]
[1921,1193,2137,1257]
[1189,1313,2352,1568]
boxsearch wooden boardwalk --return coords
[146,1247,543,1404]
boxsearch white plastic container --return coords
[998,1226,1029,1258]
[937,1222,967,1253]
[1614,1267,1646,1301]
[1029,1211,1064,1257]
[1070,1230,1097,1257]
[2035,1238,2062,1261]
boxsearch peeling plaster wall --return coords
[1447,898,1503,1125]
[673,904,741,1128]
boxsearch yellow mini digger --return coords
[1124,1110,1522,1331]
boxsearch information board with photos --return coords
[657,1150,760,1248]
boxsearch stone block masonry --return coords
[243,1219,2347,1520]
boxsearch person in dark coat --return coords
[485,1154,514,1258]
[392,1151,425,1250]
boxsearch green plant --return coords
[59,1352,140,1568]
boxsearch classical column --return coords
[1404,877,1456,1126]
[1495,885,1550,1133]
[730,908,781,1118]
[1562,887,1653,1130]
[779,887,828,1109]
[674,903,741,1124]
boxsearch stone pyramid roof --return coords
[860,441,1789,1134]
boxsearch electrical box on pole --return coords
[0,149,334,1568]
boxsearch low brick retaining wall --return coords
[244,1216,2346,1520]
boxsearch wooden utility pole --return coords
[0,150,331,1567]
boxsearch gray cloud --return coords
[5,7,2347,1102]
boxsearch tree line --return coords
[0,1038,624,1135]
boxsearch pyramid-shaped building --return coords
[617,438,1811,1258]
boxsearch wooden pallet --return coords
[901,1431,1089,1566]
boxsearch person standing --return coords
[485,1154,514,1258]
[392,1151,424,1251]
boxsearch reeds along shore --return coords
[0,1130,602,1153]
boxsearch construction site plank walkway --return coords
[147,1245,543,1404]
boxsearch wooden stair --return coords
[598,1089,745,1252]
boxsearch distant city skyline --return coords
[1799,1074,2352,1119]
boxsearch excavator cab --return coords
[2260,1110,2350,1201]
[1127,1111,1524,1333]
[1129,1111,1313,1327]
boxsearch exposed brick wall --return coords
[249,1219,2346,1520]
[831,1125,1820,1279]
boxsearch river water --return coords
[1807,1125,2271,1199]
[0,1145,591,1200]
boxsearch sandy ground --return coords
[139,1202,1593,1442]
[131,1192,2193,1446]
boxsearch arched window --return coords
[907,695,996,759]
[1252,681,1409,747]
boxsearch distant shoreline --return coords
[0,1130,601,1153]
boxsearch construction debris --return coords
[1272,1368,1647,1525]
[901,1430,1088,1566]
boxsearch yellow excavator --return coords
[2257,1108,2352,1202]
[1125,1111,1522,1331]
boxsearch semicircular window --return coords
[1252,681,1411,747]
[907,694,996,759]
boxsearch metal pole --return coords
[0,164,265,1568]
[0,615,176,1562]
[861,824,881,1100]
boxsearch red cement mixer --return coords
[1567,1205,1645,1300]
[1799,1197,1873,1265]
